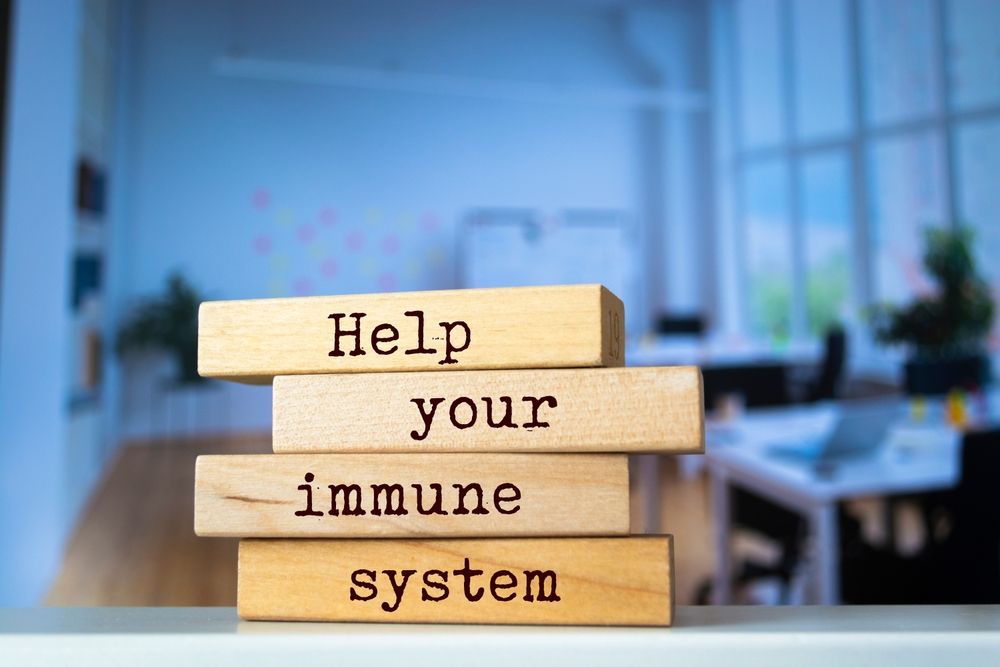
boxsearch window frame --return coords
[720,0,1000,346]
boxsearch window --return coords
[801,151,853,335]
[743,160,793,343]
[946,0,1000,111]
[860,0,940,126]
[736,0,785,148]
[791,0,851,140]
[955,119,1000,288]
[867,132,948,303]
[719,0,1000,347]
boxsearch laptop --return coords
[767,399,902,469]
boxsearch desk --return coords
[705,405,962,605]
[627,338,818,368]
[628,339,819,412]
[2,606,999,666]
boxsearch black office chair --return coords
[729,488,806,603]
[692,486,865,604]
[923,428,1000,602]
[703,364,791,411]
[841,428,1000,604]
[806,327,846,402]
[654,313,705,336]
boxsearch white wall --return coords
[115,0,710,439]
[0,0,81,605]
[625,2,713,315]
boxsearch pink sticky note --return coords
[380,234,400,255]
[419,212,440,232]
[378,271,397,292]
[346,230,365,252]
[319,207,337,226]
[251,188,271,210]
[252,234,273,255]
[297,224,317,244]
[320,258,339,278]
[293,277,314,296]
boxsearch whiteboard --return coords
[460,209,639,335]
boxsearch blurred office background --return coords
[1,0,999,606]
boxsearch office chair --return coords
[703,364,791,411]
[654,313,705,336]
[729,487,806,603]
[841,428,1000,604]
[691,486,865,604]
[806,327,846,402]
[923,428,1000,602]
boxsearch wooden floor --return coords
[46,434,270,606]
[46,436,715,606]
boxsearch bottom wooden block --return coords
[238,536,674,626]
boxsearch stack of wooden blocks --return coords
[194,284,703,625]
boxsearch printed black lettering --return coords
[454,557,485,602]
[523,570,561,602]
[490,570,518,602]
[328,483,366,516]
[381,569,417,612]
[295,472,323,517]
[412,483,447,515]
[421,569,449,602]
[371,323,400,355]
[448,397,477,429]
[493,483,522,515]
[483,396,518,429]
[328,312,366,357]
[403,310,437,355]
[410,397,445,441]
[349,569,377,601]
[439,320,471,365]
[452,482,488,515]
[522,395,558,429]
[370,484,409,516]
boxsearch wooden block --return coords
[198,284,624,383]
[273,366,704,454]
[238,536,674,626]
[195,453,629,538]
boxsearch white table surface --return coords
[627,339,819,368]
[705,405,962,503]
[703,403,965,605]
[2,606,998,666]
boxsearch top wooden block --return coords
[198,284,625,383]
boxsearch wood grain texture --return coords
[198,284,625,384]
[47,433,713,607]
[273,366,704,454]
[238,536,673,625]
[195,453,629,538]
[46,434,271,607]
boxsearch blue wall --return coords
[116,0,708,437]
[121,0,639,301]
[0,0,80,605]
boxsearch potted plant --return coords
[871,227,995,395]
[116,272,204,385]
